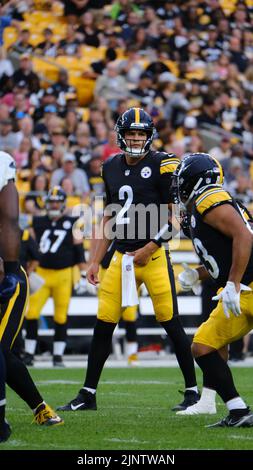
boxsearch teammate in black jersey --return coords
[172,152,253,427]
[0,152,63,437]
[24,186,86,367]
[57,107,198,413]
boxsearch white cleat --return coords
[176,403,217,415]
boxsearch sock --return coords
[226,397,247,411]
[53,342,66,357]
[83,387,96,394]
[161,317,197,388]
[33,400,45,414]
[4,349,43,410]
[199,387,216,405]
[125,321,137,342]
[54,322,67,342]
[126,342,138,357]
[195,350,239,403]
[25,339,36,356]
[84,319,117,389]
[185,386,198,393]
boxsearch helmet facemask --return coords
[119,129,154,157]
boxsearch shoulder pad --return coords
[195,186,232,215]
[159,153,180,175]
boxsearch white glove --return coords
[212,281,251,318]
[178,263,201,295]
[74,276,87,295]
[86,282,98,296]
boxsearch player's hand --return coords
[178,263,201,295]
[86,262,100,286]
[212,281,251,318]
[0,274,21,304]
[126,247,151,266]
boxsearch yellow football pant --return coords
[194,282,253,350]
[98,247,177,323]
[26,266,72,324]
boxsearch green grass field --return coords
[2,367,253,450]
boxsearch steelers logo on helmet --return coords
[46,186,67,219]
[172,153,224,207]
[115,107,155,158]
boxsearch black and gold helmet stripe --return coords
[133,107,140,124]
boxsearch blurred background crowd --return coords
[0,0,253,222]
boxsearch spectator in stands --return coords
[0,117,19,152]
[13,54,40,93]
[94,61,129,111]
[76,11,100,47]
[24,173,48,215]
[62,0,104,24]
[12,136,31,168]
[57,24,82,57]
[35,27,57,57]
[83,47,117,80]
[0,46,14,92]
[86,154,104,196]
[209,135,232,161]
[102,129,120,161]
[9,28,33,55]
[50,153,90,199]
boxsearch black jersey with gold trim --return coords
[102,151,180,252]
[189,185,253,286]
[33,215,79,269]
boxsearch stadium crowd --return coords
[0,0,253,220]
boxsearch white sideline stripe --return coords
[40,296,202,316]
[38,327,198,336]
[170,252,199,263]
[36,379,174,385]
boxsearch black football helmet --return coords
[115,107,155,157]
[172,153,224,207]
[46,186,66,218]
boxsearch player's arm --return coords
[87,215,113,284]
[0,181,20,262]
[0,181,22,303]
[204,204,252,290]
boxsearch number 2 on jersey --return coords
[116,185,133,225]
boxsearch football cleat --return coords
[53,355,65,368]
[57,389,97,411]
[33,403,64,426]
[127,353,140,366]
[0,420,11,443]
[206,408,253,428]
[172,390,200,411]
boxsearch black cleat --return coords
[23,352,34,366]
[172,390,200,411]
[207,408,253,428]
[53,355,65,367]
[0,420,11,443]
[57,389,97,411]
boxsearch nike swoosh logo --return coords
[71,403,84,411]
[152,256,160,261]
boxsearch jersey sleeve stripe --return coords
[160,163,179,174]
[195,188,230,206]
[160,159,180,166]
[196,189,232,215]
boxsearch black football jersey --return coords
[102,151,179,252]
[32,215,79,269]
[189,185,253,287]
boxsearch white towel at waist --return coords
[121,254,139,307]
